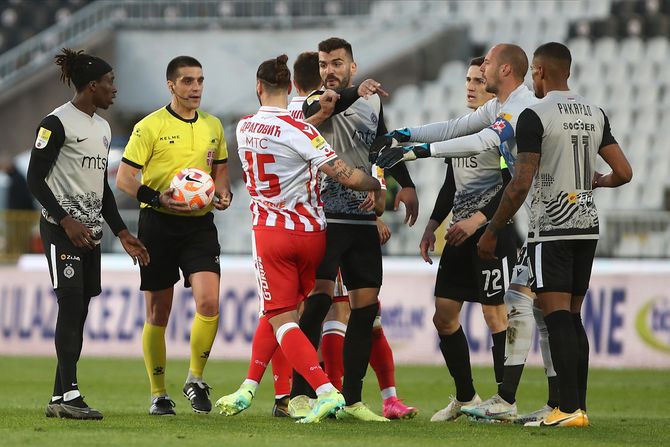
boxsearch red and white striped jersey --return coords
[287,95,307,120]
[237,106,337,232]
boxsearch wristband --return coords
[137,185,161,209]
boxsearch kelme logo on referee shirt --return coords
[636,296,670,354]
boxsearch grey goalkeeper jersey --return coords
[516,90,618,242]
[408,84,539,175]
[448,147,503,222]
[310,93,383,223]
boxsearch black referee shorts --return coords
[434,224,516,305]
[138,208,221,291]
[527,239,598,296]
[315,222,382,291]
[40,217,101,297]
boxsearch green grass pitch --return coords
[1,357,668,446]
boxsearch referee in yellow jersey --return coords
[116,56,232,415]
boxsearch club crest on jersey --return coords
[103,135,109,149]
[35,127,51,149]
[63,264,75,279]
[370,113,378,124]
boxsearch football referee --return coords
[116,55,232,415]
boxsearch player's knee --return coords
[482,305,507,333]
[194,295,219,317]
[433,311,459,335]
[146,305,171,326]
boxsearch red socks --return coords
[277,323,330,391]
[321,320,347,390]
[271,348,291,396]
[370,327,395,390]
[246,316,277,383]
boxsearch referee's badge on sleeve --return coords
[35,127,52,149]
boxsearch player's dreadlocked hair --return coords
[54,48,112,91]
[293,51,321,93]
[257,54,291,91]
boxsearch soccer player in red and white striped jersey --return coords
[214,54,380,423]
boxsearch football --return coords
[170,167,215,210]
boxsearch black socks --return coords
[342,302,379,405]
[439,327,476,403]
[544,310,579,413]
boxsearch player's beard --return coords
[324,71,351,92]
[484,68,500,95]
[485,77,499,94]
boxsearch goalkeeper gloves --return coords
[376,143,431,168]
[369,128,412,163]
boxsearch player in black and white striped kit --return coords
[477,42,632,427]
[27,49,149,420]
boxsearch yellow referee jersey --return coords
[122,105,227,216]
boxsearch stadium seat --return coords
[438,61,467,85]
[567,37,592,62]
[632,105,659,133]
[645,36,670,64]
[620,36,645,64]
[594,38,619,63]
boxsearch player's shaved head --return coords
[533,42,571,80]
[495,44,528,80]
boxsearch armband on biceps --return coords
[489,117,514,143]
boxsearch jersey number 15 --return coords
[244,151,281,198]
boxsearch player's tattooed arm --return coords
[320,158,381,192]
[328,158,354,181]
[487,152,539,235]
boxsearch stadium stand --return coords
[0,0,92,54]
[0,0,667,258]
[381,0,669,257]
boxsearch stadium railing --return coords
[0,0,374,93]
[0,210,41,263]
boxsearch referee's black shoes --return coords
[149,396,176,416]
[183,381,212,413]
